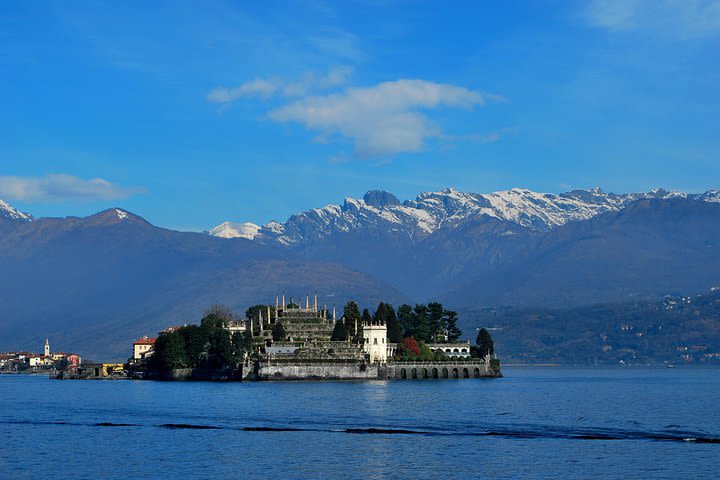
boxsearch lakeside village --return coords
[3,295,501,381]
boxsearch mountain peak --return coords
[0,197,33,223]
[208,186,720,246]
[208,221,260,239]
[362,190,400,208]
[84,208,151,227]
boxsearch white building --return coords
[132,336,156,360]
[363,322,388,363]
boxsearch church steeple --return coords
[44,338,50,357]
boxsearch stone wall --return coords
[251,362,380,381]
[387,361,500,379]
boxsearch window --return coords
[382,338,385,343]
[373,338,378,345]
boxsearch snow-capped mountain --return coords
[210,187,720,246]
[0,197,33,223]
[209,221,260,239]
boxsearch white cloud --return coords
[207,79,279,103]
[208,66,353,104]
[282,66,353,97]
[584,0,720,37]
[268,79,493,157]
[0,174,144,202]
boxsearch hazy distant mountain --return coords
[210,187,720,300]
[0,204,408,360]
[1,187,718,361]
[444,197,720,308]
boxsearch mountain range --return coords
[1,186,718,361]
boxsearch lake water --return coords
[1,367,718,479]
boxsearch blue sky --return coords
[1,0,719,230]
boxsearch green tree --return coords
[180,324,209,367]
[418,341,434,361]
[427,302,445,341]
[362,308,373,325]
[272,321,286,341]
[445,310,462,341]
[474,328,495,358]
[245,304,274,324]
[343,301,361,337]
[397,304,415,337]
[411,304,431,342]
[331,319,349,341]
[56,357,69,372]
[201,313,226,329]
[385,303,402,343]
[207,328,233,369]
[154,331,188,371]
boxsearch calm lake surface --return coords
[1,367,718,479]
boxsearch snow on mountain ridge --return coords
[0,197,33,222]
[209,221,260,239]
[209,187,719,246]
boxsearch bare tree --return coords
[205,304,234,321]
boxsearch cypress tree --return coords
[475,328,495,357]
[331,320,349,341]
[445,310,462,341]
[397,304,414,337]
[386,305,403,343]
[427,302,445,341]
[343,301,361,337]
[362,308,372,324]
[272,321,286,341]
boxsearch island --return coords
[117,294,501,381]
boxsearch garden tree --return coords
[201,313,226,329]
[377,303,402,343]
[205,304,233,321]
[411,304,431,342]
[56,357,69,372]
[397,304,415,337]
[180,324,209,367]
[207,328,233,369]
[473,328,495,358]
[417,341,435,361]
[362,308,372,325]
[374,302,389,324]
[245,304,275,324]
[231,329,251,363]
[331,319,349,341]
[396,337,421,359]
[427,302,446,341]
[445,310,462,341]
[272,321,286,341]
[154,331,188,371]
[343,301,361,337]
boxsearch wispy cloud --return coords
[583,0,720,38]
[268,80,497,157]
[207,79,279,103]
[208,66,353,104]
[0,174,144,202]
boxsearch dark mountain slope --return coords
[444,198,720,308]
[0,209,409,360]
